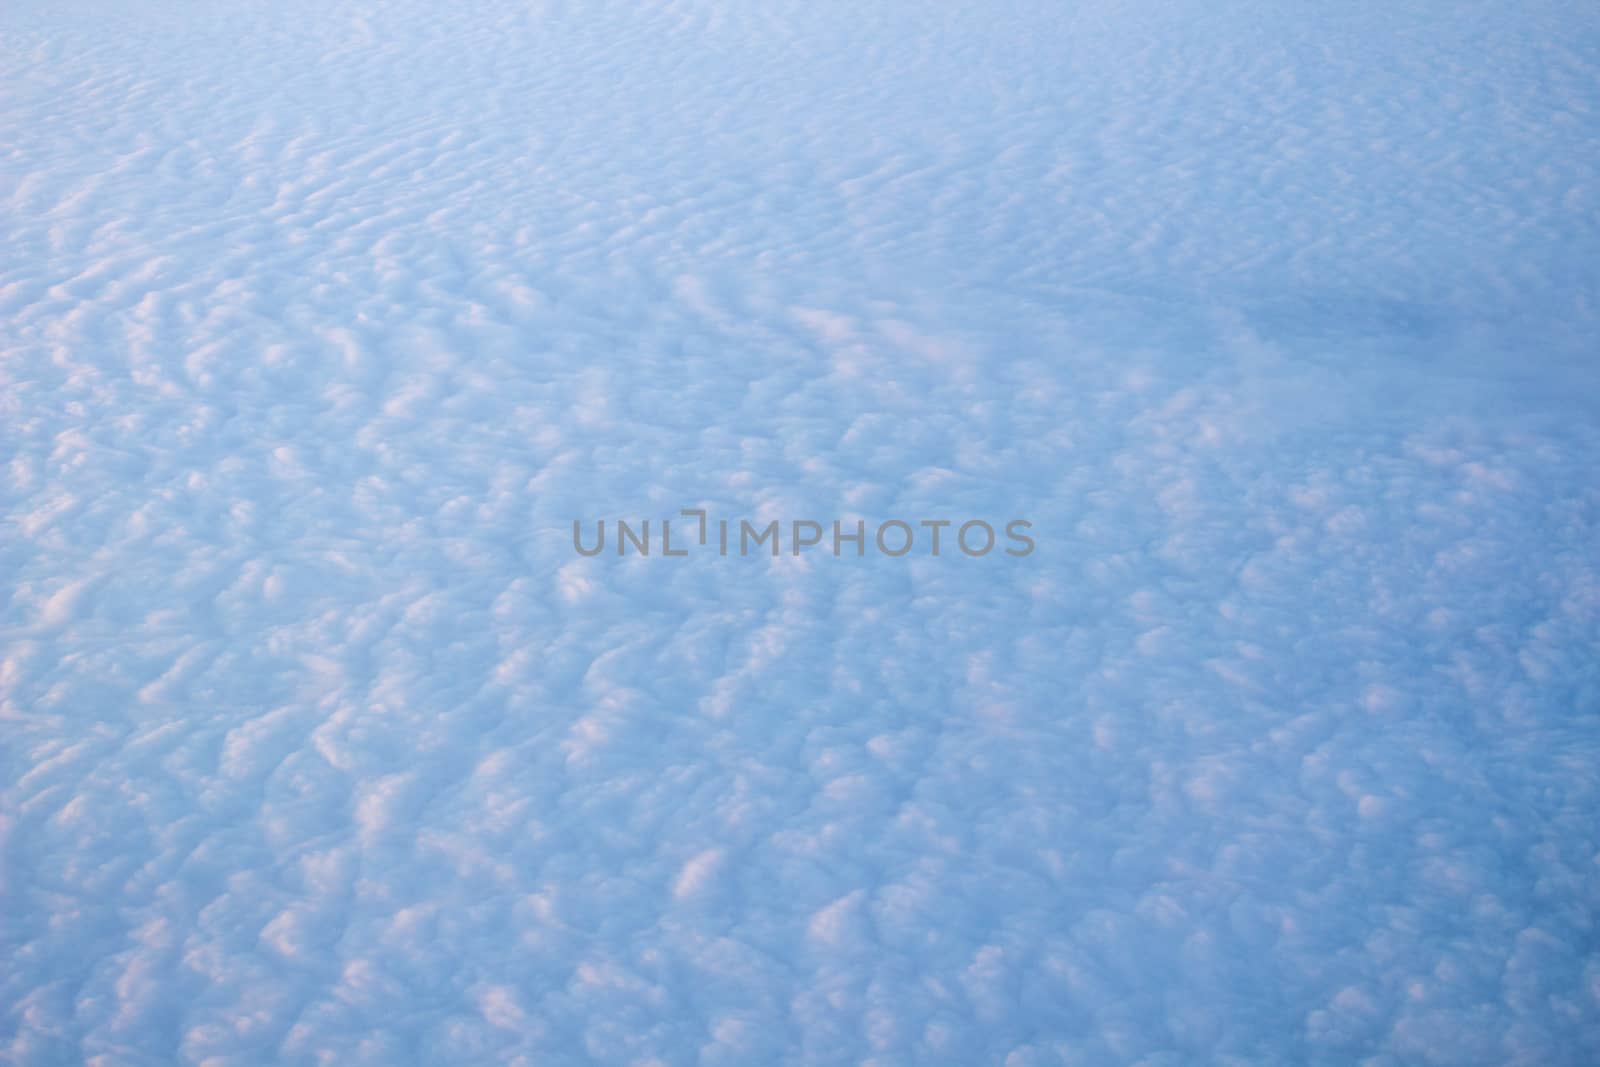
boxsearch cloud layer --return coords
[3,0,1597,1063]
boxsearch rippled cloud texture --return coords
[3,0,1598,1063]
